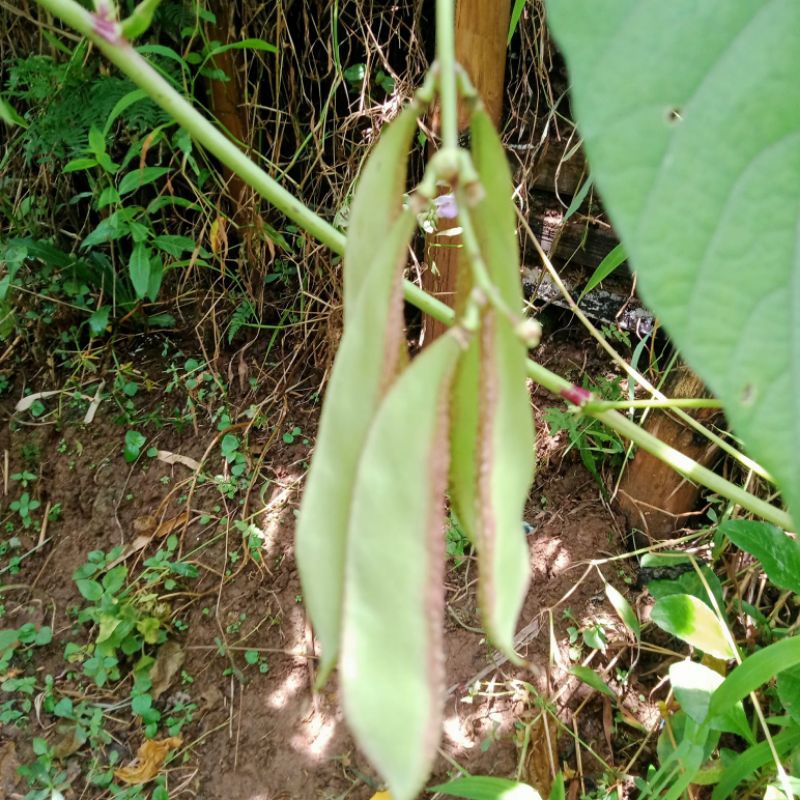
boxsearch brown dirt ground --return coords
[0,330,659,800]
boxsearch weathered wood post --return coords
[423,0,512,341]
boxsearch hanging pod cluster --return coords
[295,94,536,800]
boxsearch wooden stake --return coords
[423,0,512,342]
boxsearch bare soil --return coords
[0,330,654,800]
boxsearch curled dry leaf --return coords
[156,450,201,471]
[149,640,185,699]
[50,723,85,759]
[154,512,189,539]
[15,389,63,412]
[523,713,559,798]
[133,515,158,535]
[0,739,20,795]
[341,330,463,800]
[114,736,182,784]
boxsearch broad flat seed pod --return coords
[450,107,535,660]
[343,103,420,318]
[341,330,464,800]
[295,209,416,685]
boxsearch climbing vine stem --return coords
[32,0,792,532]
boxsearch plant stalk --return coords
[33,0,792,531]
[435,0,459,153]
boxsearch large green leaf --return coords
[720,519,800,593]
[709,636,800,718]
[546,1,800,525]
[430,775,542,800]
[668,659,753,742]
[341,330,462,800]
[776,664,800,726]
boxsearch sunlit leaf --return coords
[546,0,800,525]
[651,594,734,660]
[430,775,542,800]
[604,581,640,639]
[669,659,753,742]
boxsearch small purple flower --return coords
[433,193,458,220]
[93,2,121,44]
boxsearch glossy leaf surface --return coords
[341,331,463,800]
[669,659,752,742]
[651,594,734,660]
[547,0,800,525]
[604,582,640,640]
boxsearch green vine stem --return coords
[583,398,722,412]
[33,0,793,531]
[435,0,458,152]
[516,209,775,485]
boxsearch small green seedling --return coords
[10,470,37,488]
[123,429,146,462]
[282,425,303,444]
[10,492,41,529]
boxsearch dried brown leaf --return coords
[154,512,189,538]
[149,640,185,699]
[156,450,201,471]
[114,736,182,784]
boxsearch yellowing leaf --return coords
[209,216,227,257]
[341,330,464,800]
[114,736,182,784]
[651,594,734,660]
[369,793,393,800]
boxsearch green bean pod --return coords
[343,103,420,318]
[450,107,536,659]
[341,329,465,800]
[295,208,416,685]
